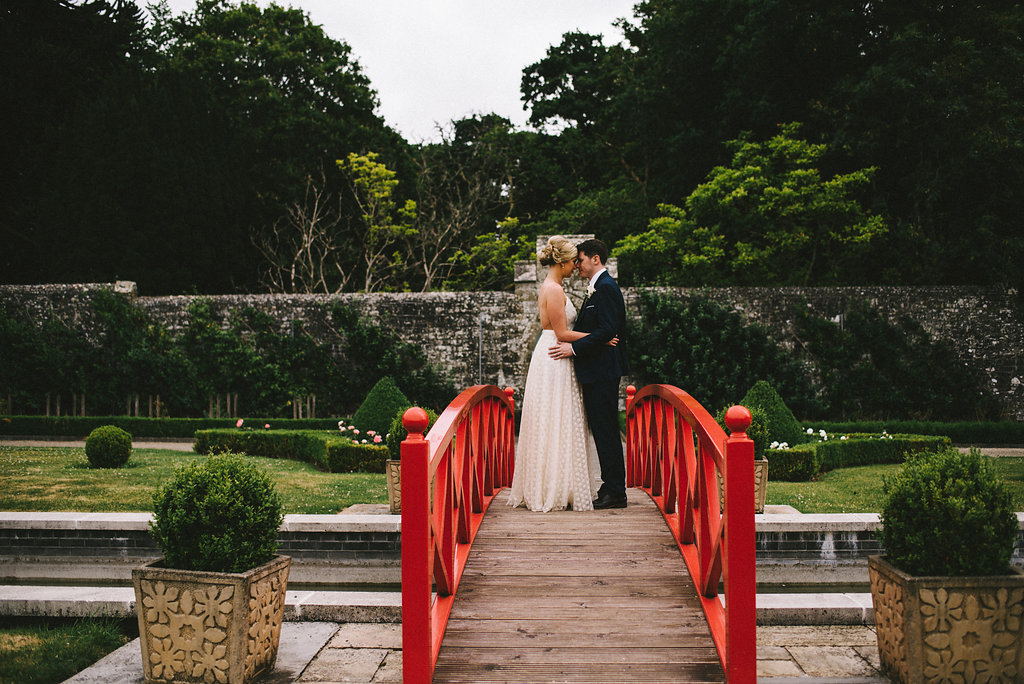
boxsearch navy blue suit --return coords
[571,270,629,498]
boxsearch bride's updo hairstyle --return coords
[539,235,577,266]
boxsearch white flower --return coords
[361,439,367,444]
[586,283,596,297]
[841,435,848,440]
[770,441,779,449]
[806,428,814,435]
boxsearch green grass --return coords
[0,617,133,684]
[768,455,1024,513]
[0,446,386,514]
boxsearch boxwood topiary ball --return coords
[150,454,283,573]
[85,425,132,468]
[880,447,1017,577]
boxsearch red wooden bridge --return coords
[400,384,757,683]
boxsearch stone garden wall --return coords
[2,280,1021,419]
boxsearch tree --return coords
[615,124,886,285]
[253,171,355,294]
[411,115,518,290]
[337,153,417,293]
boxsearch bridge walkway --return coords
[432,488,725,683]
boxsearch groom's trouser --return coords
[581,377,625,498]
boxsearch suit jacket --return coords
[571,270,630,384]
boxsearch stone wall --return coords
[1,281,1021,419]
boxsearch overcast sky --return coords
[156,1,638,142]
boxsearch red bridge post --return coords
[724,405,757,682]
[401,407,431,684]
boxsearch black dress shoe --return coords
[593,493,627,509]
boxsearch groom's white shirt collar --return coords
[588,268,607,289]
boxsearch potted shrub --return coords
[133,454,288,684]
[870,447,1023,683]
[384,406,438,513]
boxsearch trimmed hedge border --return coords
[193,429,387,474]
[0,415,340,438]
[811,420,1024,445]
[767,434,952,482]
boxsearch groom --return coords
[549,239,629,509]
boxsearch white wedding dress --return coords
[508,293,601,512]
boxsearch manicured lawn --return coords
[0,446,386,514]
[0,617,133,684]
[767,455,1024,513]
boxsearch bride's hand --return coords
[606,336,619,347]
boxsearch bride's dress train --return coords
[508,295,601,512]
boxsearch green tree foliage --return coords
[151,0,403,213]
[521,0,1024,289]
[337,152,417,292]
[792,302,1002,421]
[0,291,455,418]
[616,124,886,285]
[628,291,820,417]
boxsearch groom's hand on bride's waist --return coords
[548,342,574,359]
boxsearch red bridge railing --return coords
[626,384,757,683]
[401,384,516,684]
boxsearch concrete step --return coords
[0,584,874,625]
[0,585,401,623]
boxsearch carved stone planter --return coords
[132,554,291,684]
[868,554,1024,683]
[718,458,769,513]
[753,458,768,514]
[385,459,402,514]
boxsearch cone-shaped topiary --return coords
[352,376,410,435]
[150,454,284,573]
[717,405,770,459]
[85,425,132,468]
[386,406,439,460]
[880,447,1017,576]
[740,380,805,447]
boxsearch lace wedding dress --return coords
[508,293,601,512]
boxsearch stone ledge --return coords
[0,511,401,533]
[0,584,870,626]
[0,585,402,623]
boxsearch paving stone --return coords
[329,623,402,649]
[787,645,879,677]
[856,644,883,671]
[757,658,805,677]
[756,645,794,659]
[371,651,402,682]
[758,624,877,647]
[298,648,389,682]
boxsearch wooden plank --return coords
[432,488,725,684]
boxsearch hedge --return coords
[767,434,951,482]
[0,416,340,438]
[194,429,330,470]
[810,420,1024,445]
[193,429,387,474]
[326,440,388,473]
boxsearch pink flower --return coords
[353,429,360,435]
[236,419,244,428]
[373,435,382,443]
[367,430,376,436]
[264,423,270,429]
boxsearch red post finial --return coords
[403,407,430,438]
[724,405,752,435]
[626,385,636,408]
[504,387,514,408]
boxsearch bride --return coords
[508,236,604,512]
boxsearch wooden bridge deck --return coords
[432,488,726,683]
